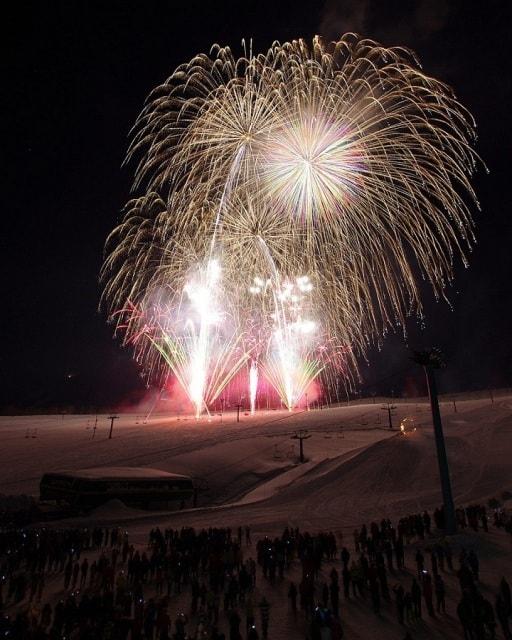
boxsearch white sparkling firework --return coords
[101,35,482,414]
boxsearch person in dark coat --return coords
[496,592,512,639]
[434,574,446,613]
[228,609,242,640]
[422,573,435,617]
[330,578,340,618]
[457,595,474,640]
[288,582,297,614]
[393,584,405,624]
[258,597,270,639]
[411,579,422,619]
[370,579,380,614]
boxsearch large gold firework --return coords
[101,34,481,410]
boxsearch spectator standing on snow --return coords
[259,596,270,639]
[415,550,424,576]
[403,590,413,623]
[353,530,360,553]
[64,559,72,590]
[468,550,480,581]
[457,594,474,640]
[342,565,350,600]
[500,577,512,612]
[411,578,422,619]
[423,510,431,535]
[247,623,259,640]
[330,577,340,618]
[80,558,89,586]
[445,542,454,571]
[341,547,350,569]
[288,582,297,614]
[370,577,380,614]
[422,572,434,617]
[174,613,188,640]
[245,594,255,634]
[228,609,242,640]
[71,561,79,589]
[393,584,405,625]
[322,583,329,608]
[434,574,446,614]
[496,592,512,639]
[430,548,438,576]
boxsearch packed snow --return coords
[1,396,511,537]
[1,396,512,639]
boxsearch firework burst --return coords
[101,34,482,415]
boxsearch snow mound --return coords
[90,499,144,518]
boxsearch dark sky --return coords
[3,0,511,409]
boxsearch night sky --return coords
[3,0,511,410]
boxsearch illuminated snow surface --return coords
[1,396,512,639]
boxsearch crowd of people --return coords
[0,503,511,639]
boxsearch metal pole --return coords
[424,366,457,534]
[381,403,394,429]
[292,431,311,463]
[108,416,119,440]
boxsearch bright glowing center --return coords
[263,112,360,222]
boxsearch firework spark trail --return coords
[209,144,247,258]
[249,359,258,415]
[185,259,220,417]
[150,259,252,418]
[254,236,324,410]
[177,140,249,415]
[101,34,482,414]
[166,144,250,416]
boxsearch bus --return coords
[40,467,195,510]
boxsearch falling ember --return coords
[249,360,258,415]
